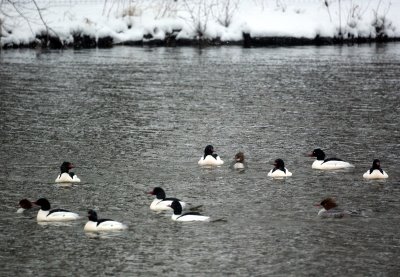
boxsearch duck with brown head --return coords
[232,152,245,169]
[316,198,346,218]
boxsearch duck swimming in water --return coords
[55,162,81,183]
[198,145,224,166]
[84,210,127,232]
[232,152,245,169]
[267,159,292,177]
[148,187,187,212]
[17,199,36,215]
[33,198,81,222]
[363,159,388,179]
[168,200,210,222]
[18,199,32,211]
[316,198,349,218]
[308,149,353,170]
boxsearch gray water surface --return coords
[0,44,400,276]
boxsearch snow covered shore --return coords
[1,0,399,49]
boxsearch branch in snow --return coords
[31,0,62,46]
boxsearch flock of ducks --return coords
[196,145,389,218]
[199,145,388,180]
[17,145,390,231]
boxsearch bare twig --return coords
[31,0,61,45]
[3,0,35,35]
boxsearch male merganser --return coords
[308,149,353,170]
[198,145,224,166]
[316,198,347,218]
[232,152,245,169]
[363,159,389,179]
[148,187,187,212]
[33,198,81,222]
[84,210,128,232]
[169,200,210,222]
[55,162,81,183]
[267,159,292,177]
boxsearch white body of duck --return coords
[309,149,353,170]
[267,168,292,177]
[311,160,353,170]
[233,162,245,169]
[317,208,347,218]
[148,187,187,212]
[169,200,210,222]
[198,155,224,166]
[363,159,388,179]
[84,210,127,232]
[55,173,81,183]
[363,169,388,179]
[34,198,80,222]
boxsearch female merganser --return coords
[267,159,292,177]
[232,152,245,169]
[169,200,210,222]
[55,162,81,183]
[33,198,81,222]
[148,187,187,212]
[308,149,353,170]
[198,145,224,166]
[17,199,33,213]
[316,198,347,218]
[84,210,127,232]
[363,159,389,179]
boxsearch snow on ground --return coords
[0,0,399,47]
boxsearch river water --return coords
[0,44,399,276]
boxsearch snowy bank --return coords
[1,0,399,49]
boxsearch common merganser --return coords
[169,200,210,222]
[316,198,347,218]
[17,199,33,213]
[267,159,292,177]
[148,187,187,212]
[33,198,81,222]
[232,152,245,169]
[363,159,389,179]
[55,162,81,183]
[308,149,353,170]
[84,210,127,232]
[198,145,224,166]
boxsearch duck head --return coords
[148,187,166,200]
[308,149,326,160]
